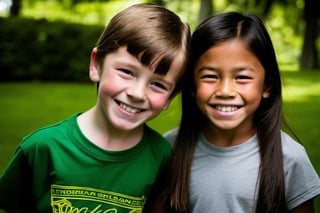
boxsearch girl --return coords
[145,11,320,213]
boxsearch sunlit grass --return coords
[283,71,320,102]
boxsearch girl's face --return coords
[194,39,270,135]
[89,46,183,131]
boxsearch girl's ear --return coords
[262,85,272,98]
[89,48,100,83]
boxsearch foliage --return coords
[266,4,303,71]
[0,17,103,81]
[20,0,146,25]
[2,0,318,71]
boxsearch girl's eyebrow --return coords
[197,66,256,73]
[197,66,218,72]
[235,66,256,72]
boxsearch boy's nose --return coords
[126,83,146,101]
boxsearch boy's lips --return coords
[117,101,144,113]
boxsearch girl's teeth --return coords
[120,103,142,113]
[216,105,238,112]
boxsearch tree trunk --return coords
[198,0,213,24]
[300,0,319,69]
[10,0,22,17]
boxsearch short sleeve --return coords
[282,133,320,210]
[163,128,179,146]
[0,146,32,209]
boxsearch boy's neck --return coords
[77,107,144,151]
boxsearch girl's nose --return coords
[215,79,236,98]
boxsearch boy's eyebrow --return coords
[114,60,143,70]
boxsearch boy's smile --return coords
[117,101,144,114]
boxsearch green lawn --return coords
[0,70,319,211]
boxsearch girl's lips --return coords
[213,105,240,112]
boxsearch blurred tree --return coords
[10,0,21,17]
[300,0,319,69]
[197,0,319,70]
[149,0,165,6]
[7,0,319,70]
[198,0,213,24]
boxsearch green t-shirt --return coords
[0,114,171,212]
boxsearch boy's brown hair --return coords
[94,3,190,96]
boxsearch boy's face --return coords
[90,46,184,131]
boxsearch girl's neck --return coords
[202,123,256,147]
[77,107,144,151]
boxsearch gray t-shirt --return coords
[165,129,320,212]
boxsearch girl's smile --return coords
[194,39,270,137]
[213,105,240,113]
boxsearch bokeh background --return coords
[0,0,319,211]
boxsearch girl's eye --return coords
[201,74,218,79]
[236,75,252,80]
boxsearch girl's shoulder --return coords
[163,128,179,146]
[280,131,307,159]
[280,132,320,210]
[280,131,317,175]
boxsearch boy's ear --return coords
[89,47,100,83]
[162,91,179,110]
[162,99,171,111]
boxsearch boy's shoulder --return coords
[144,126,172,150]
[21,114,78,147]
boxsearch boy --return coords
[0,3,190,212]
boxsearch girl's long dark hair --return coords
[166,12,291,213]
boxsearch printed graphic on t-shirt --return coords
[51,184,145,212]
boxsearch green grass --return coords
[0,70,319,211]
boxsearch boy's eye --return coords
[119,69,134,76]
[150,82,168,91]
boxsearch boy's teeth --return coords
[120,103,142,113]
[216,105,238,112]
